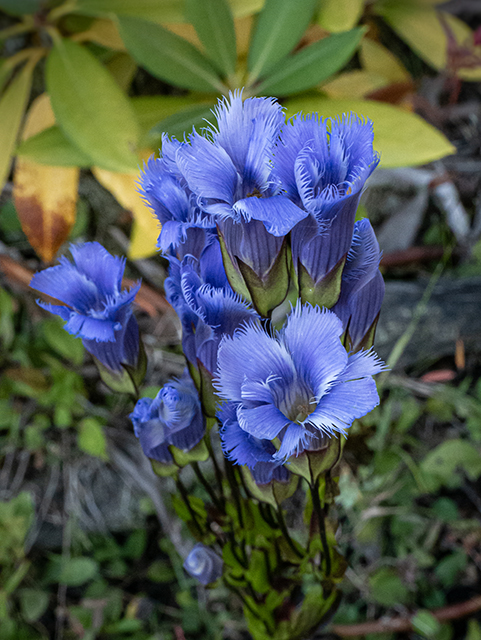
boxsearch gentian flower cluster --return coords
[30,242,140,373]
[133,91,386,484]
[30,93,387,607]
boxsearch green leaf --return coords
[46,38,139,173]
[412,610,441,639]
[435,550,468,587]
[118,16,225,93]
[369,567,409,607]
[247,0,318,82]
[467,620,481,640]
[257,28,364,96]
[284,97,456,167]
[77,418,109,461]
[59,557,98,587]
[170,438,209,466]
[186,0,237,77]
[42,317,85,365]
[0,60,34,190]
[18,589,49,623]
[150,103,216,145]
[73,0,185,22]
[0,0,39,16]
[421,439,481,492]
[132,95,203,133]
[317,0,364,33]
[16,125,92,168]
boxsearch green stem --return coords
[224,458,244,529]
[176,477,204,538]
[310,478,331,577]
[0,18,35,42]
[276,504,304,560]
[192,462,224,513]
[206,433,226,507]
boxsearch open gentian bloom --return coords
[30,242,140,372]
[183,543,223,585]
[274,113,380,306]
[332,219,385,350]
[215,302,386,462]
[175,91,306,236]
[130,370,205,464]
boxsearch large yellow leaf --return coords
[317,0,364,33]
[321,70,388,99]
[13,94,79,262]
[376,3,481,81]
[92,157,160,260]
[284,97,455,167]
[72,18,126,51]
[360,39,409,83]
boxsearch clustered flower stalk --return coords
[31,91,386,640]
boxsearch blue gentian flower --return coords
[175,91,306,236]
[275,113,380,301]
[332,219,385,350]
[215,302,386,462]
[183,543,223,585]
[139,155,215,255]
[130,370,205,464]
[165,241,258,375]
[30,242,140,372]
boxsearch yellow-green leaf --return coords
[78,418,108,461]
[46,38,139,173]
[131,95,213,144]
[72,18,126,50]
[92,160,159,259]
[13,94,79,262]
[317,0,364,33]
[73,0,264,22]
[375,2,481,81]
[17,126,92,168]
[321,69,388,99]
[284,96,455,167]
[73,0,185,22]
[0,58,35,191]
[360,38,409,83]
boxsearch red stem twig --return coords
[331,595,481,637]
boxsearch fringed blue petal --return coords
[233,194,307,236]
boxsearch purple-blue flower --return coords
[219,402,290,485]
[183,543,223,585]
[275,113,380,303]
[30,242,140,372]
[130,370,205,464]
[175,91,306,236]
[332,218,385,350]
[215,302,386,463]
[165,239,258,375]
[139,153,215,255]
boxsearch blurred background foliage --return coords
[1,0,481,638]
